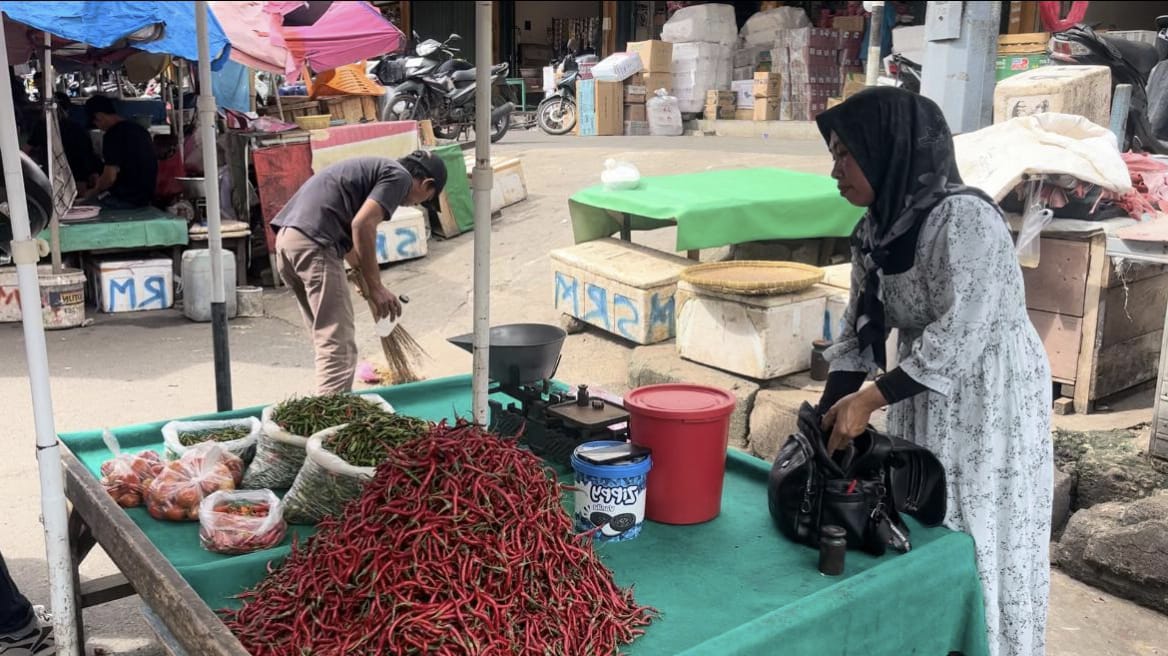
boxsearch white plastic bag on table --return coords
[161,417,261,463]
[647,89,684,136]
[601,159,642,191]
[98,429,164,508]
[198,489,288,554]
[243,393,394,490]
[145,444,244,521]
[281,427,376,525]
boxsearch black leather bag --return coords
[766,403,947,556]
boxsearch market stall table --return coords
[568,168,866,258]
[39,206,190,276]
[59,375,988,656]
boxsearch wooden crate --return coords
[1023,230,1168,413]
[276,96,322,122]
[320,95,380,124]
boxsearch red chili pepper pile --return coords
[221,421,656,655]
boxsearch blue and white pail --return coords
[570,441,652,542]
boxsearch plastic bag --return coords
[242,393,393,490]
[1016,180,1054,269]
[601,159,641,191]
[98,429,164,508]
[162,417,261,463]
[198,489,287,555]
[647,89,684,137]
[281,427,376,525]
[145,444,244,522]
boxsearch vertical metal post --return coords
[0,24,79,656]
[176,61,185,165]
[1110,84,1132,148]
[472,0,493,426]
[865,2,884,86]
[44,31,61,273]
[920,1,1002,134]
[196,1,233,411]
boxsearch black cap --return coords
[402,150,447,213]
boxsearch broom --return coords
[348,265,427,384]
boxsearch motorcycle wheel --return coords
[537,97,576,135]
[489,97,510,143]
[381,90,421,122]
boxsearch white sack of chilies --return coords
[954,112,1133,203]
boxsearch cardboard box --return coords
[624,84,647,103]
[996,33,1050,81]
[628,72,672,95]
[842,73,865,99]
[376,207,429,264]
[734,108,754,121]
[827,96,843,109]
[832,15,866,33]
[706,89,735,105]
[625,103,647,122]
[92,258,173,313]
[752,71,782,98]
[704,104,735,120]
[996,53,1050,81]
[577,80,624,136]
[731,79,755,108]
[624,120,650,136]
[626,40,674,73]
[753,96,780,121]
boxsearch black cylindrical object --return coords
[577,384,590,407]
[818,524,847,576]
[809,340,831,382]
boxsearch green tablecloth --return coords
[61,375,988,656]
[40,207,189,253]
[569,167,866,251]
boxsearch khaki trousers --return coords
[275,228,357,394]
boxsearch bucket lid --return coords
[624,384,735,421]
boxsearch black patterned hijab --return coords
[815,87,998,370]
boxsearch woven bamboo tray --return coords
[680,261,825,296]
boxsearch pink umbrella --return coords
[208,1,285,73]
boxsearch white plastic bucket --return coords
[0,265,86,329]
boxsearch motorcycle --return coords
[1049,18,1168,152]
[536,49,598,136]
[378,32,514,143]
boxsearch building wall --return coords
[515,0,600,46]
[1084,1,1168,31]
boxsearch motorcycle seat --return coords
[450,69,476,82]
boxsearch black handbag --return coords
[766,403,947,556]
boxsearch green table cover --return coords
[568,167,866,251]
[61,375,988,656]
[39,207,189,253]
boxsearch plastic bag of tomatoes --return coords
[198,489,287,555]
[145,444,245,522]
[100,450,164,508]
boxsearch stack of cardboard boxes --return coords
[704,90,735,120]
[624,40,673,136]
[751,72,781,121]
[576,78,624,136]
[771,27,847,121]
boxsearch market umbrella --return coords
[263,0,405,79]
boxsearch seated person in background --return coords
[83,95,157,209]
[27,92,101,194]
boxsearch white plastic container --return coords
[375,206,429,265]
[0,265,87,329]
[181,249,237,322]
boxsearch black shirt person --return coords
[83,95,157,209]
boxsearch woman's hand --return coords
[822,385,888,453]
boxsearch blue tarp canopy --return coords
[1,1,231,69]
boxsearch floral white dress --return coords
[829,195,1054,656]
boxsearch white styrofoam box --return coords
[825,291,849,344]
[892,25,926,66]
[542,66,556,94]
[739,7,811,47]
[731,79,755,108]
[1102,30,1158,45]
[670,42,733,112]
[0,267,19,322]
[93,258,173,313]
[550,238,693,345]
[465,157,528,214]
[591,52,643,82]
[821,262,852,290]
[376,206,429,264]
[676,280,833,380]
[993,65,1112,128]
[662,3,737,47]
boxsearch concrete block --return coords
[551,239,692,345]
[748,387,818,461]
[676,281,831,380]
[628,343,758,450]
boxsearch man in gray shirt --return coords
[271,151,447,393]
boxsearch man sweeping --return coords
[272,151,447,394]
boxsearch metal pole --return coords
[177,61,185,165]
[865,2,884,86]
[472,0,493,426]
[919,1,1002,134]
[0,24,79,656]
[44,31,61,273]
[196,1,233,411]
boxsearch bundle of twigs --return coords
[348,266,426,384]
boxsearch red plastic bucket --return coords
[625,383,736,525]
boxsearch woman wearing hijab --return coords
[814,87,1053,656]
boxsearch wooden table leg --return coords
[233,238,247,287]
[69,510,96,649]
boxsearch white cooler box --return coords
[91,258,174,313]
[376,207,429,264]
[550,238,693,345]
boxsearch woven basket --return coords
[294,114,332,131]
[680,261,825,296]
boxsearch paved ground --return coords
[0,130,1164,654]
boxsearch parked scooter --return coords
[378,32,514,143]
[536,44,598,136]
[1049,18,1168,153]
